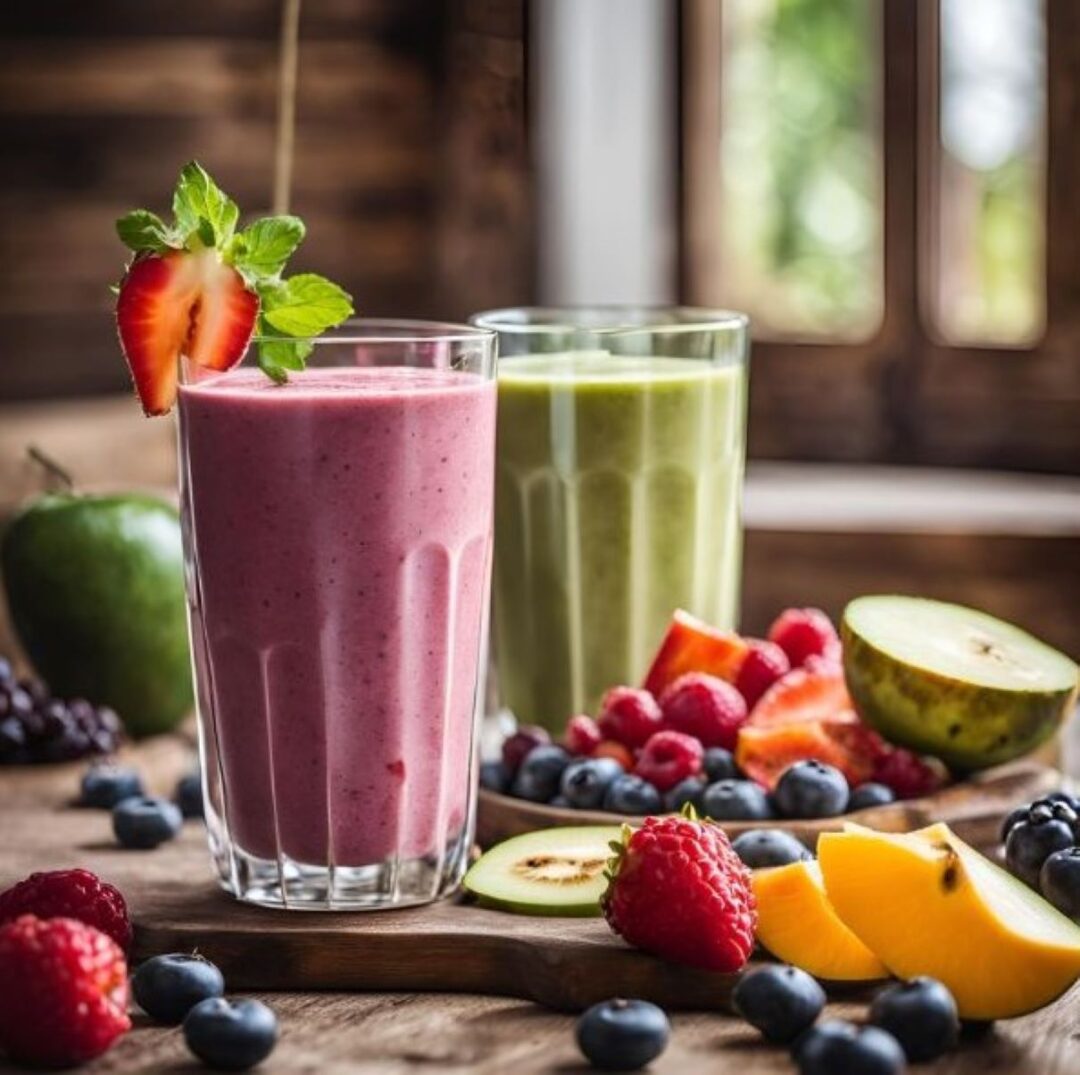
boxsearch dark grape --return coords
[18,677,49,707]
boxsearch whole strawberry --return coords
[602,814,757,973]
[0,914,131,1067]
[0,868,132,952]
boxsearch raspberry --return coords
[634,730,704,792]
[767,608,841,669]
[659,672,747,749]
[0,915,130,1067]
[593,740,635,771]
[0,868,132,952]
[734,640,791,710]
[602,814,757,972]
[872,749,947,800]
[564,714,603,756]
[597,687,663,749]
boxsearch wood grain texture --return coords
[0,0,532,403]
[476,761,1059,848]
[1,737,1078,1072]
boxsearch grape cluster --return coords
[0,656,123,765]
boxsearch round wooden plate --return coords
[477,759,1063,852]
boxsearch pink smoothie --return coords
[178,366,496,869]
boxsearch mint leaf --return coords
[260,273,353,337]
[116,210,176,253]
[172,161,239,248]
[232,216,305,280]
[256,325,315,384]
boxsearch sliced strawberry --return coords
[642,609,749,698]
[115,250,258,415]
[736,719,880,790]
[748,666,854,727]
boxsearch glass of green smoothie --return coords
[470,307,750,734]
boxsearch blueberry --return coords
[869,976,959,1062]
[132,953,225,1024]
[701,779,773,821]
[81,763,144,809]
[1000,804,1030,844]
[774,761,849,819]
[703,747,738,782]
[732,828,812,869]
[847,782,895,812]
[1005,817,1075,887]
[113,795,183,849]
[1043,789,1080,812]
[511,745,571,803]
[794,1019,906,1075]
[733,964,824,1043]
[479,759,511,794]
[176,771,204,819]
[549,794,572,808]
[1029,797,1078,830]
[575,998,669,1070]
[602,774,662,816]
[560,757,624,810]
[663,776,704,814]
[183,997,278,1071]
[0,656,12,684]
[1040,846,1080,917]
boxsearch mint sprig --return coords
[115,161,353,382]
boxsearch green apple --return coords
[2,492,192,737]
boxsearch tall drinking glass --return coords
[471,307,749,733]
[178,321,497,909]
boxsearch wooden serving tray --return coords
[0,735,1060,1011]
[476,760,1061,850]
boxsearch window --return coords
[683,0,1078,473]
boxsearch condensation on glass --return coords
[930,0,1046,346]
[717,0,883,340]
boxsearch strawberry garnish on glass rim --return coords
[114,161,353,415]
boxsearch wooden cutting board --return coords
[0,735,1061,1011]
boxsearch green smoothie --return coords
[494,352,747,730]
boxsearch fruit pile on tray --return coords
[481,596,1078,827]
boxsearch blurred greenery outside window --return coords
[715,0,1045,346]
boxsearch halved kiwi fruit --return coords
[842,595,1078,771]
[463,826,622,916]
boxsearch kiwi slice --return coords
[842,595,1078,771]
[463,826,622,916]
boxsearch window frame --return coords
[681,0,1080,473]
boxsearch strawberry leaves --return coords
[231,216,305,281]
[172,162,239,248]
[115,161,353,384]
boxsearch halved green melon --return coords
[842,595,1078,771]
[463,826,622,916]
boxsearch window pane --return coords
[932,0,1045,345]
[718,0,882,339]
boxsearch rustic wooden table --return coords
[1,747,1078,1074]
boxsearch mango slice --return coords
[752,860,888,981]
[818,823,1080,1019]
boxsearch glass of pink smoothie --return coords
[177,321,497,910]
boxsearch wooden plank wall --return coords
[0,0,532,402]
